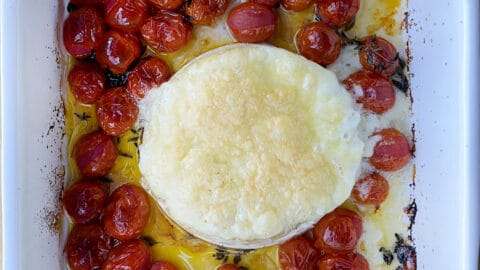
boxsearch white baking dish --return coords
[1,0,479,269]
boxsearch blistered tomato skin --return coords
[185,0,229,25]
[104,0,149,32]
[227,3,277,43]
[313,208,363,254]
[65,224,114,270]
[74,131,117,178]
[62,180,108,224]
[150,261,178,270]
[343,71,396,114]
[352,172,390,206]
[68,62,106,104]
[359,36,399,77]
[369,128,411,171]
[279,235,319,270]
[103,184,151,240]
[127,57,171,99]
[318,253,370,270]
[102,239,151,270]
[63,7,104,58]
[140,11,193,53]
[295,22,341,66]
[250,0,280,8]
[96,87,139,136]
[95,30,142,75]
[281,0,313,12]
[148,0,183,10]
[315,0,360,28]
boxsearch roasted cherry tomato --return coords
[74,131,117,177]
[343,70,396,114]
[151,261,178,270]
[227,3,276,43]
[127,56,171,99]
[318,253,369,270]
[359,36,399,77]
[315,0,360,28]
[102,239,151,270]
[96,87,139,136]
[313,208,362,254]
[295,22,341,66]
[68,62,106,104]
[104,0,149,32]
[369,128,411,171]
[279,235,319,270]
[185,0,229,25]
[96,30,142,75]
[63,7,104,58]
[351,172,389,206]
[281,0,313,12]
[250,0,280,8]
[65,224,114,270]
[69,0,104,7]
[62,180,108,224]
[148,0,183,10]
[103,184,151,240]
[140,11,192,53]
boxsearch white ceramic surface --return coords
[1,0,479,269]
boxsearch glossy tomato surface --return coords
[104,0,150,32]
[315,0,360,28]
[185,0,229,25]
[227,3,276,43]
[63,7,104,58]
[281,0,313,12]
[127,56,171,99]
[68,62,106,104]
[74,131,117,177]
[150,261,178,270]
[62,180,109,224]
[351,172,390,206]
[279,235,319,270]
[96,87,139,136]
[102,239,151,270]
[318,253,369,270]
[359,36,399,77]
[295,21,341,66]
[369,128,411,171]
[250,0,280,8]
[148,0,183,10]
[96,30,142,75]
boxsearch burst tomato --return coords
[102,239,151,270]
[96,30,142,75]
[185,0,229,25]
[358,36,399,77]
[127,56,171,99]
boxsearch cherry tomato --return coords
[103,184,151,240]
[96,30,142,75]
[313,208,362,254]
[369,128,411,171]
[151,261,178,270]
[69,0,104,7]
[102,239,151,270]
[63,7,104,58]
[359,36,399,77]
[148,0,183,10]
[65,224,114,270]
[62,180,108,224]
[351,172,389,206]
[140,11,192,53]
[315,0,360,28]
[104,0,149,32]
[279,235,319,270]
[96,87,139,136]
[227,3,276,43]
[185,0,229,25]
[127,56,171,99]
[318,253,369,270]
[74,131,117,177]
[250,0,280,8]
[68,62,106,104]
[343,71,396,114]
[281,0,313,12]
[295,22,341,66]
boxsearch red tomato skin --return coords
[102,239,151,270]
[351,172,390,206]
[74,131,117,178]
[369,128,411,171]
[68,62,106,104]
[315,0,360,28]
[96,87,139,136]
[281,0,313,12]
[95,30,142,75]
[227,3,277,43]
[65,224,114,270]
[359,36,399,77]
[63,7,104,58]
[104,0,149,32]
[313,208,363,254]
[148,0,183,10]
[279,235,319,270]
[150,261,178,270]
[185,0,229,25]
[343,71,396,114]
[103,184,151,240]
[62,180,109,224]
[250,0,280,8]
[318,253,369,270]
[140,11,193,53]
[127,56,171,99]
[295,22,341,66]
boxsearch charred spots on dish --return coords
[379,247,394,265]
[404,200,417,232]
[391,55,410,94]
[74,112,91,121]
[393,233,416,269]
[106,70,128,88]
